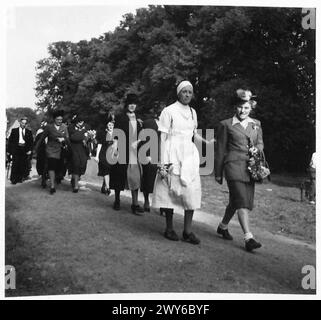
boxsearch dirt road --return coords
[5,161,316,297]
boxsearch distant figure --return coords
[35,110,69,194]
[68,115,90,193]
[34,120,48,188]
[94,115,115,196]
[215,88,264,252]
[308,152,316,204]
[7,117,34,184]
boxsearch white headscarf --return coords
[177,80,193,95]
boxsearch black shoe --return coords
[41,179,47,188]
[182,231,200,245]
[106,188,111,196]
[245,238,262,252]
[113,201,120,211]
[131,204,144,216]
[101,185,106,194]
[164,230,179,241]
[50,187,56,195]
[217,226,233,240]
[72,188,79,193]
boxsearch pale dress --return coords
[152,101,202,213]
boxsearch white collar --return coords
[232,116,255,126]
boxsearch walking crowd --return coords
[6,81,282,252]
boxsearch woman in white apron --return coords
[153,81,213,245]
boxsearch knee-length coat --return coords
[109,112,143,190]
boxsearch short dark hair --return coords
[52,109,65,119]
[20,116,28,122]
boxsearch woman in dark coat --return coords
[34,120,48,187]
[214,88,264,252]
[35,110,69,194]
[94,115,115,195]
[68,116,89,193]
[109,93,144,215]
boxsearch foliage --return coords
[35,5,315,172]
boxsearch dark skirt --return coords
[141,163,158,193]
[227,180,255,210]
[70,143,88,176]
[98,142,113,176]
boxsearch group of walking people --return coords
[7,81,268,252]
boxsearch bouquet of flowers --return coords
[247,141,270,182]
[85,130,96,141]
[157,163,173,181]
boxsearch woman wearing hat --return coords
[35,110,69,194]
[94,113,115,196]
[215,88,264,252]
[153,80,212,245]
[109,93,144,215]
[68,115,89,193]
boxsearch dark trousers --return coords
[10,146,29,183]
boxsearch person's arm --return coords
[193,130,215,145]
[214,122,228,184]
[34,126,48,152]
[159,131,168,165]
[95,144,102,162]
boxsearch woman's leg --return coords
[165,209,174,231]
[143,192,150,210]
[49,170,55,189]
[182,210,200,244]
[222,203,236,225]
[183,210,194,234]
[131,189,144,215]
[237,208,261,251]
[237,208,250,234]
[113,189,121,210]
[72,174,79,190]
[131,189,138,206]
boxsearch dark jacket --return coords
[36,123,69,159]
[109,112,143,190]
[214,117,264,182]
[8,127,33,155]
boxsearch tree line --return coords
[34,5,315,172]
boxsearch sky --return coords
[5,4,146,109]
[3,0,318,110]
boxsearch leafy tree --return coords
[35,5,315,172]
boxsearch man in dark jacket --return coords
[7,117,34,184]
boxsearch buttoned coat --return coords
[214,117,264,182]
[109,112,143,190]
[37,123,69,159]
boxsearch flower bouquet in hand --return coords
[247,141,270,182]
[157,163,173,186]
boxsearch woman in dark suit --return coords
[35,110,69,194]
[68,115,89,193]
[214,89,264,252]
[109,93,144,215]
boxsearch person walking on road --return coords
[215,88,264,252]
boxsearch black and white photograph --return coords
[2,0,318,300]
